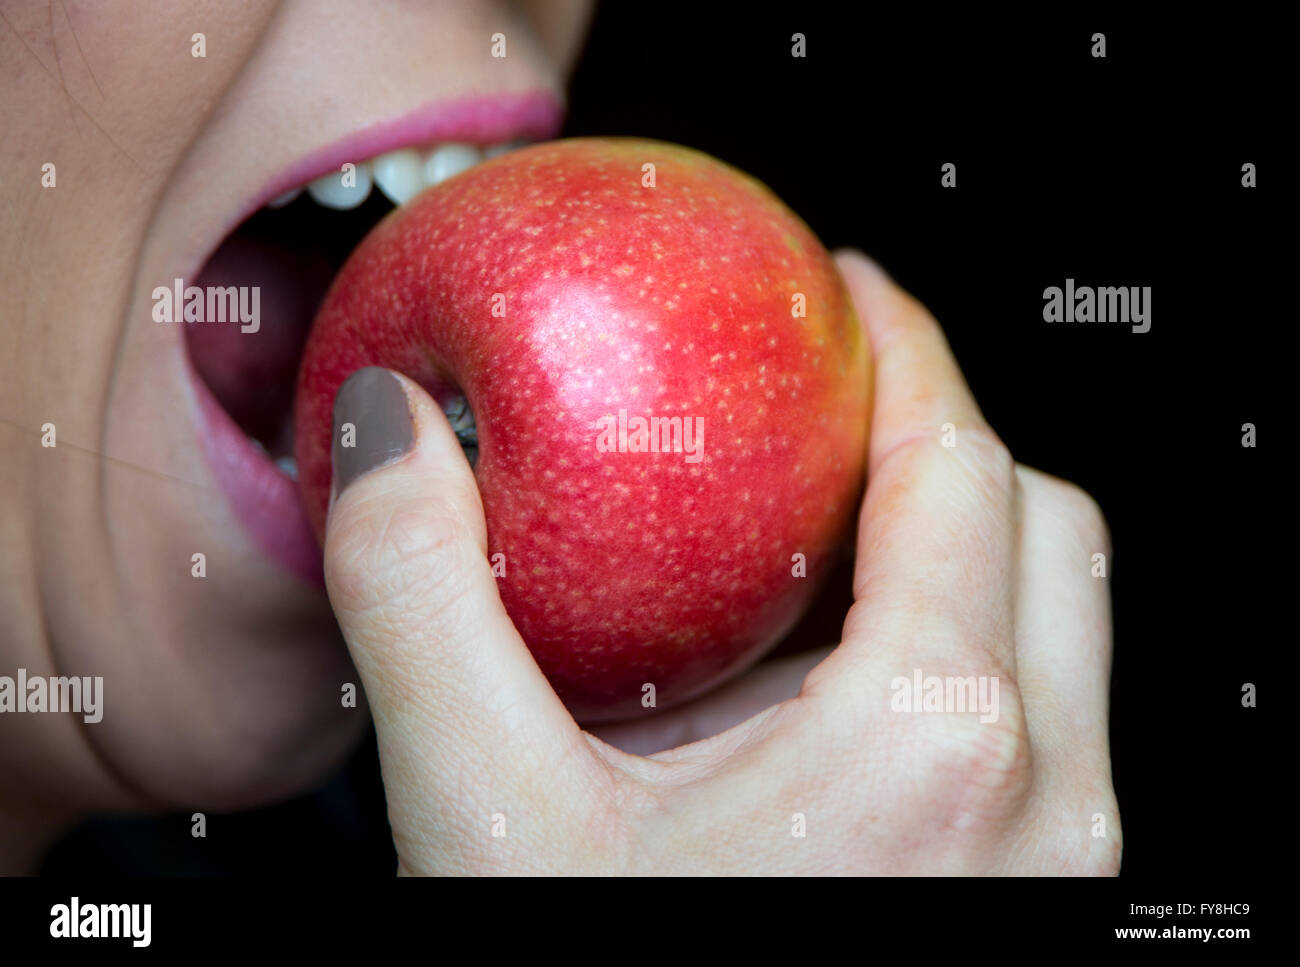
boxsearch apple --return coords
[294,138,870,721]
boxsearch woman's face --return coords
[0,0,593,817]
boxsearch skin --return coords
[0,0,1119,874]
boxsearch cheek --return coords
[518,0,598,69]
[51,1,280,166]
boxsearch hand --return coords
[321,250,1121,874]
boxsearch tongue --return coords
[188,235,335,451]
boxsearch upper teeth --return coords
[268,187,303,208]
[422,143,482,188]
[306,162,373,210]
[371,149,424,206]
[285,140,525,211]
[484,140,526,159]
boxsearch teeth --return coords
[484,139,528,159]
[306,161,373,210]
[268,187,302,208]
[423,143,482,187]
[274,456,299,481]
[271,142,532,214]
[247,436,296,481]
[372,149,426,205]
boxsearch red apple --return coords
[294,138,869,721]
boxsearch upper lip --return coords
[209,88,565,278]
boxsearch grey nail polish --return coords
[332,367,414,494]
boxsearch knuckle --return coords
[869,421,1014,522]
[1067,767,1123,875]
[1095,813,1123,875]
[1084,816,1123,875]
[325,493,480,619]
[908,686,1033,829]
[957,423,1015,491]
[893,289,937,334]
[1044,478,1112,557]
[1063,486,1110,551]
[1034,787,1123,875]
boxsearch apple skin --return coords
[294,138,870,721]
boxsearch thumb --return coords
[322,367,596,855]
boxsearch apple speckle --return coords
[294,137,868,720]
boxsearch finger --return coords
[812,252,1019,696]
[1012,466,1114,793]
[323,367,611,859]
[839,252,989,477]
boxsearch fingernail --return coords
[331,367,414,495]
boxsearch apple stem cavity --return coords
[442,392,478,467]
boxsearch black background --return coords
[38,4,1277,886]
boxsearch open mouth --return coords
[181,91,562,586]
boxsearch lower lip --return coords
[186,350,324,587]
